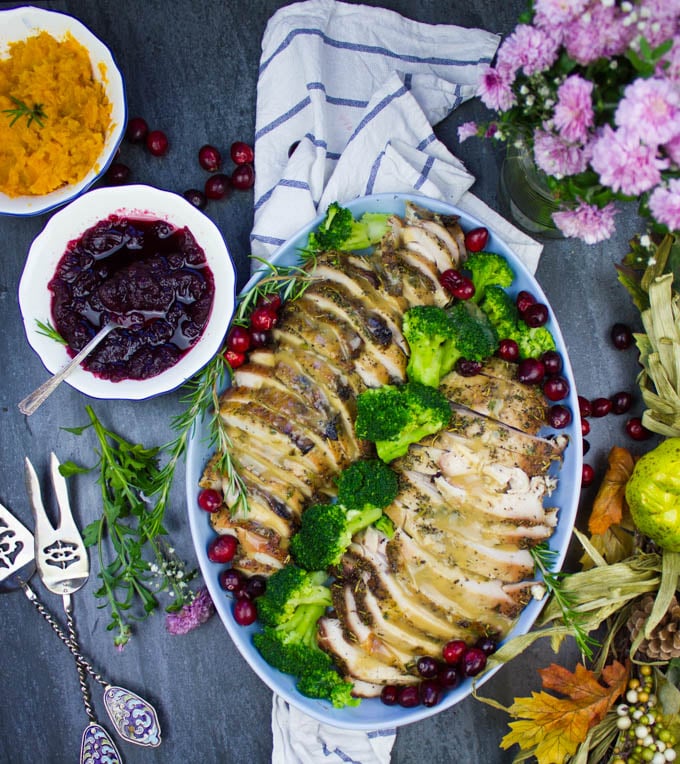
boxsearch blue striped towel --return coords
[251,0,543,275]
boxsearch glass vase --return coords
[498,143,563,238]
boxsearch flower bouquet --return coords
[460,0,680,244]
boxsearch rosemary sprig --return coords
[2,96,46,128]
[531,542,599,659]
[35,319,67,345]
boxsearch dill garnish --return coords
[2,96,46,127]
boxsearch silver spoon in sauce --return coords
[18,322,119,416]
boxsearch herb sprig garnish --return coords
[2,96,46,128]
[35,319,66,345]
[530,542,598,659]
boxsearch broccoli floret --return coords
[296,668,361,708]
[253,608,332,676]
[464,252,514,303]
[373,513,396,538]
[354,380,451,462]
[402,303,498,387]
[306,202,391,252]
[256,565,331,628]
[515,324,556,359]
[336,459,399,511]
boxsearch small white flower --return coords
[640,5,651,17]
[640,234,651,247]
[582,11,591,22]
[622,1,633,11]
[544,99,555,109]
[648,257,657,267]
[601,0,615,6]
[525,95,535,107]
[177,570,184,579]
[520,85,529,95]
[610,60,618,70]
[637,20,647,31]
[651,21,661,34]
[538,86,550,98]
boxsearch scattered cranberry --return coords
[232,163,255,190]
[259,294,282,312]
[610,391,633,415]
[439,268,464,294]
[205,173,231,200]
[582,464,595,486]
[461,647,487,677]
[183,188,207,210]
[626,417,652,441]
[442,639,467,665]
[455,359,482,377]
[450,274,475,301]
[219,568,244,594]
[233,597,257,626]
[380,685,399,705]
[517,357,545,385]
[611,322,633,350]
[516,290,536,314]
[250,306,278,331]
[146,129,169,156]
[578,395,592,418]
[548,405,572,429]
[582,419,591,437]
[288,141,300,157]
[464,227,489,252]
[231,141,255,165]
[437,665,460,689]
[104,161,130,185]
[498,338,520,363]
[523,303,549,328]
[583,439,591,455]
[224,349,246,369]
[397,685,420,708]
[540,350,562,376]
[198,144,222,172]
[207,534,238,563]
[591,397,613,417]
[197,488,222,512]
[249,330,270,348]
[475,637,498,656]
[126,116,148,143]
[227,325,251,354]
[543,376,570,401]
[243,575,267,600]
[420,679,442,707]
[417,656,439,678]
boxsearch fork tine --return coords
[50,453,88,571]
[25,456,54,549]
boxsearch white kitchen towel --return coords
[251,0,543,274]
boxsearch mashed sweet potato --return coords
[0,31,113,197]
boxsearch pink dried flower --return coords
[477,65,516,112]
[495,24,560,76]
[533,129,589,177]
[649,179,680,230]
[591,125,668,196]
[457,122,479,143]
[533,0,587,29]
[553,75,594,143]
[615,78,680,146]
[552,201,617,244]
[165,587,215,636]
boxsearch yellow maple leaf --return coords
[588,446,635,536]
[500,661,629,764]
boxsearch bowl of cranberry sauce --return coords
[19,184,235,401]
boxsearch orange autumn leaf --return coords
[588,447,636,536]
[501,661,629,764]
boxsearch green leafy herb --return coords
[35,319,67,345]
[2,96,46,128]
[531,543,599,659]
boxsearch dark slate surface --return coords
[0,2,646,763]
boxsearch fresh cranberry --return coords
[197,488,222,512]
[610,391,633,415]
[224,349,246,369]
[475,637,498,655]
[455,359,483,377]
[591,397,613,417]
[516,290,536,314]
[582,464,595,486]
[442,639,467,665]
[420,679,442,707]
[230,141,255,165]
[232,163,255,190]
[233,597,257,626]
[416,656,439,678]
[464,227,489,252]
[582,419,591,437]
[543,376,570,401]
[498,338,520,362]
[611,322,633,350]
[548,405,572,429]
[207,534,238,563]
[523,303,549,327]
[439,268,464,294]
[461,647,487,677]
[249,330,270,348]
[227,325,251,354]
[380,685,399,705]
[219,568,244,594]
[183,188,207,210]
[199,144,222,172]
[125,116,148,143]
[250,306,278,331]
[205,173,231,200]
[259,294,282,312]
[397,685,420,708]
[583,439,591,455]
[104,162,130,185]
[437,665,460,689]
[578,395,592,418]
[450,275,475,301]
[626,417,652,441]
[540,350,562,376]
[146,129,169,156]
[243,575,267,600]
[517,358,545,385]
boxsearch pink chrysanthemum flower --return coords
[533,129,589,177]
[564,4,632,64]
[649,178,680,230]
[457,122,479,143]
[637,0,680,49]
[591,125,668,196]
[661,35,680,80]
[533,0,587,29]
[553,75,594,144]
[495,24,560,76]
[165,587,215,636]
[615,78,680,146]
[477,65,516,112]
[552,201,617,244]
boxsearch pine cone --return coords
[627,594,680,661]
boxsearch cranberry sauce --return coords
[49,215,215,382]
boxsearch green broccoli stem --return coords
[345,504,384,536]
